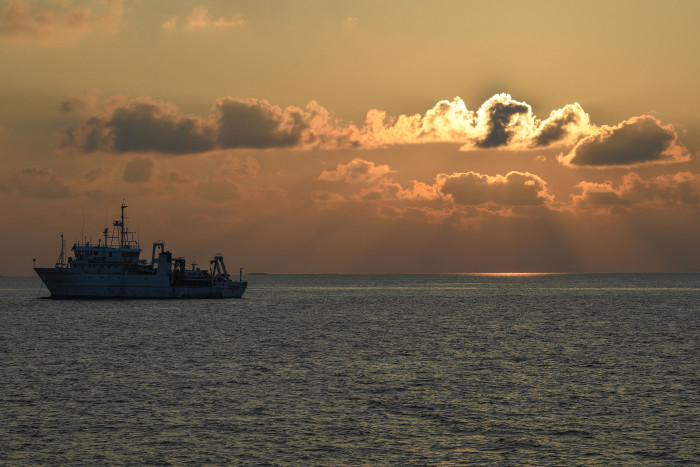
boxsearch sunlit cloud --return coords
[558,116,690,168]
[361,95,592,150]
[163,6,243,30]
[0,0,123,44]
[187,6,243,29]
[161,16,177,30]
[437,171,553,206]
[59,93,690,168]
[573,171,700,210]
[319,158,393,184]
[317,158,555,220]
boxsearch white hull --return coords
[35,202,247,300]
[35,268,246,299]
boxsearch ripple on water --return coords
[1,274,699,464]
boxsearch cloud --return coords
[163,6,244,30]
[162,16,177,30]
[316,157,554,218]
[61,96,360,153]
[573,172,700,209]
[61,94,688,164]
[187,6,243,29]
[437,171,552,206]
[60,93,99,114]
[61,97,217,154]
[474,95,533,148]
[9,168,71,198]
[367,94,591,150]
[532,103,592,147]
[122,157,154,183]
[0,0,122,44]
[319,158,393,184]
[217,98,305,149]
[558,116,690,168]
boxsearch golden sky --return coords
[1,0,699,274]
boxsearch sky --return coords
[1,0,699,275]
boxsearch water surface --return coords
[1,274,698,464]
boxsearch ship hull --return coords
[34,268,247,299]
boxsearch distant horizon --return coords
[7,271,700,279]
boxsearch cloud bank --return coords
[60,94,691,170]
[319,158,554,216]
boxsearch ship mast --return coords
[120,200,127,248]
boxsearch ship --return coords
[34,201,247,299]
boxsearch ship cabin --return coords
[71,242,144,265]
[60,201,162,274]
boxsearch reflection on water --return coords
[1,274,698,464]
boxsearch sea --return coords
[1,273,698,465]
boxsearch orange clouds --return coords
[0,0,122,44]
[318,158,393,184]
[317,158,555,221]
[573,172,700,209]
[314,156,700,226]
[360,95,592,150]
[437,171,552,206]
[163,6,244,30]
[59,93,691,171]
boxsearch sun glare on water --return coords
[465,272,562,277]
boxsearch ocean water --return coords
[1,273,698,465]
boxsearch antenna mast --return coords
[120,199,127,248]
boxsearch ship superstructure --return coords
[34,202,247,298]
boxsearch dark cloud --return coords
[110,102,216,154]
[217,98,306,149]
[559,116,690,167]
[62,99,217,154]
[476,97,531,148]
[439,171,550,206]
[122,157,154,183]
